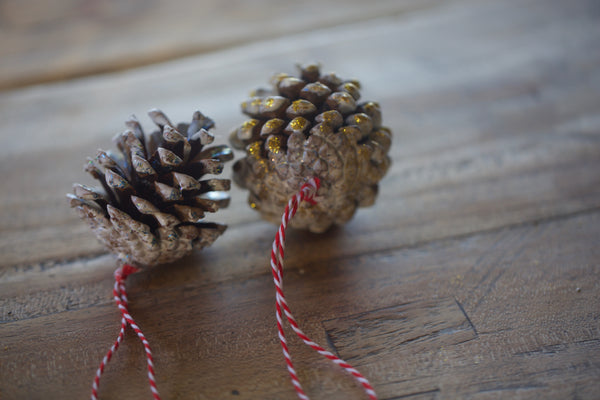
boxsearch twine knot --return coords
[114,263,139,283]
[299,177,320,206]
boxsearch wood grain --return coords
[2,0,599,271]
[0,0,446,91]
[1,209,598,399]
[1,0,599,398]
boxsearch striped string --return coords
[270,177,378,400]
[91,264,161,400]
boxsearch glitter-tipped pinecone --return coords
[230,63,392,233]
[68,109,233,267]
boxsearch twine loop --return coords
[271,177,377,400]
[91,264,160,400]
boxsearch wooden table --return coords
[1,0,599,398]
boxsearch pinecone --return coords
[68,109,233,267]
[230,63,392,233]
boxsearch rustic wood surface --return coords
[1,0,599,399]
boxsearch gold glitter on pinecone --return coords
[68,109,232,267]
[230,63,392,233]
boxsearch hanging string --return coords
[91,264,161,400]
[270,177,377,400]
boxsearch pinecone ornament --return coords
[230,63,392,233]
[68,109,232,267]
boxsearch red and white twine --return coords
[91,264,160,400]
[90,177,376,399]
[270,177,378,400]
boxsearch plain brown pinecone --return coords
[68,109,232,267]
[230,63,392,233]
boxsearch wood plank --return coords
[1,0,600,398]
[1,0,599,271]
[0,0,447,90]
[1,206,598,399]
[323,298,478,366]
